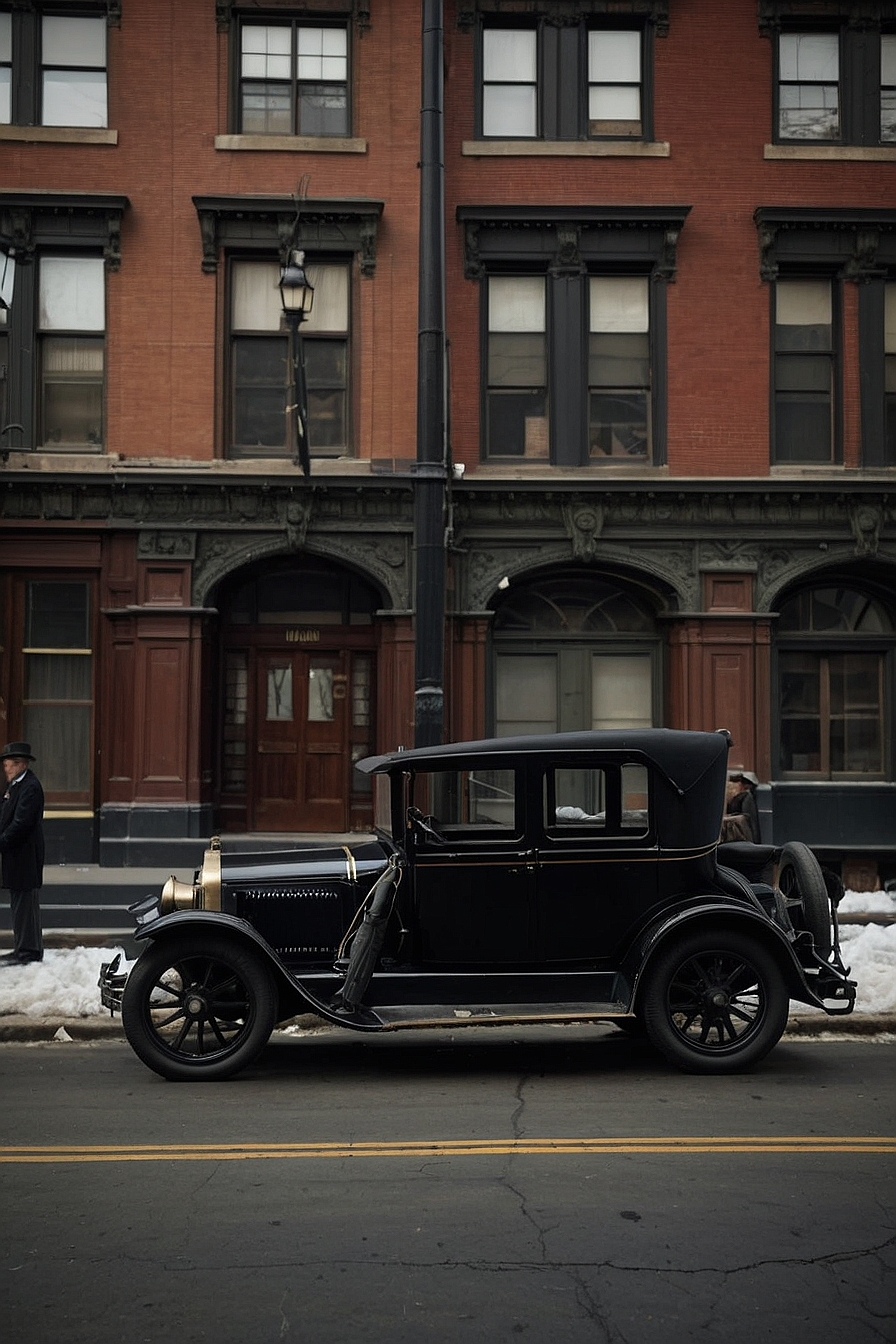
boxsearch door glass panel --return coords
[548,768,607,827]
[591,654,652,728]
[415,769,517,832]
[622,763,649,830]
[266,664,293,720]
[307,661,334,721]
[496,654,557,735]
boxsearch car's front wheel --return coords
[641,931,789,1074]
[122,935,278,1081]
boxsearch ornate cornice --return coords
[192,195,384,276]
[458,1,670,36]
[458,204,691,281]
[0,192,129,271]
[758,1,896,36]
[754,207,896,280]
[216,1,371,35]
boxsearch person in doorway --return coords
[725,768,761,844]
[0,742,45,965]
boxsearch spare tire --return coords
[777,841,833,959]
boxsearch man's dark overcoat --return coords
[0,769,45,890]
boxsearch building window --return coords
[777,31,839,141]
[229,258,349,459]
[486,277,547,457]
[0,11,10,122]
[883,33,896,141]
[492,571,659,736]
[478,19,650,141]
[777,586,893,779]
[238,20,348,136]
[1,6,108,127]
[589,277,650,460]
[887,283,896,462]
[23,580,93,800]
[589,29,642,137]
[773,279,835,464]
[772,19,895,146]
[37,255,105,449]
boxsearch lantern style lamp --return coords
[278,250,315,476]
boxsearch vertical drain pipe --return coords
[414,0,446,748]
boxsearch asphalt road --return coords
[1,1026,894,1344]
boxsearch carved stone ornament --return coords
[457,1,670,36]
[755,208,896,283]
[136,531,197,561]
[563,503,605,560]
[216,0,371,34]
[759,1,896,35]
[848,501,883,557]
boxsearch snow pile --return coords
[0,891,893,1020]
[0,946,132,1019]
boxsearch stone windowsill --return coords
[214,134,367,154]
[461,138,670,157]
[0,125,118,144]
[764,143,896,161]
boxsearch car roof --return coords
[356,728,731,796]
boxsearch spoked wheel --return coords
[777,841,833,959]
[122,935,277,1081]
[642,931,789,1074]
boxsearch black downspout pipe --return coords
[414,0,446,748]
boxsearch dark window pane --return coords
[305,339,346,385]
[26,653,91,699]
[23,705,91,791]
[887,397,896,465]
[298,84,348,135]
[242,84,292,134]
[775,354,831,391]
[28,581,89,648]
[486,391,547,457]
[775,394,831,461]
[779,87,839,140]
[488,333,545,388]
[590,391,648,458]
[308,388,345,448]
[775,322,832,353]
[234,337,286,385]
[780,655,820,713]
[589,332,649,388]
[234,388,287,448]
[780,715,821,772]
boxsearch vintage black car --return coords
[101,728,856,1080]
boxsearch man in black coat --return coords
[0,741,45,965]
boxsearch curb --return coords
[1,1012,894,1044]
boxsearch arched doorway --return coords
[490,568,665,736]
[214,555,383,833]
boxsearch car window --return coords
[413,768,517,834]
[543,762,650,837]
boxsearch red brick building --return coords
[1,0,894,885]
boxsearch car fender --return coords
[620,901,810,1009]
[132,909,336,1023]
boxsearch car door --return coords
[407,765,535,964]
[533,760,657,963]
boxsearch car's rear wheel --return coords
[122,935,277,1081]
[777,841,833,959]
[642,931,789,1074]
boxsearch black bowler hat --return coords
[0,741,35,762]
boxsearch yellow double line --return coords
[1,1136,894,1164]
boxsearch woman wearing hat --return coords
[725,768,761,844]
[0,742,45,965]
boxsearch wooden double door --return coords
[254,648,351,832]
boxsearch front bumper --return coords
[98,953,127,1015]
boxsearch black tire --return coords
[122,935,278,1081]
[641,930,790,1074]
[777,841,832,959]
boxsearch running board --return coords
[368,1002,631,1031]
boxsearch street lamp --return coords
[279,249,315,478]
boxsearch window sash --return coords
[588,30,641,136]
[778,32,840,140]
[779,650,885,778]
[774,280,835,463]
[239,21,349,136]
[482,28,538,137]
[41,15,108,128]
[22,581,93,799]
